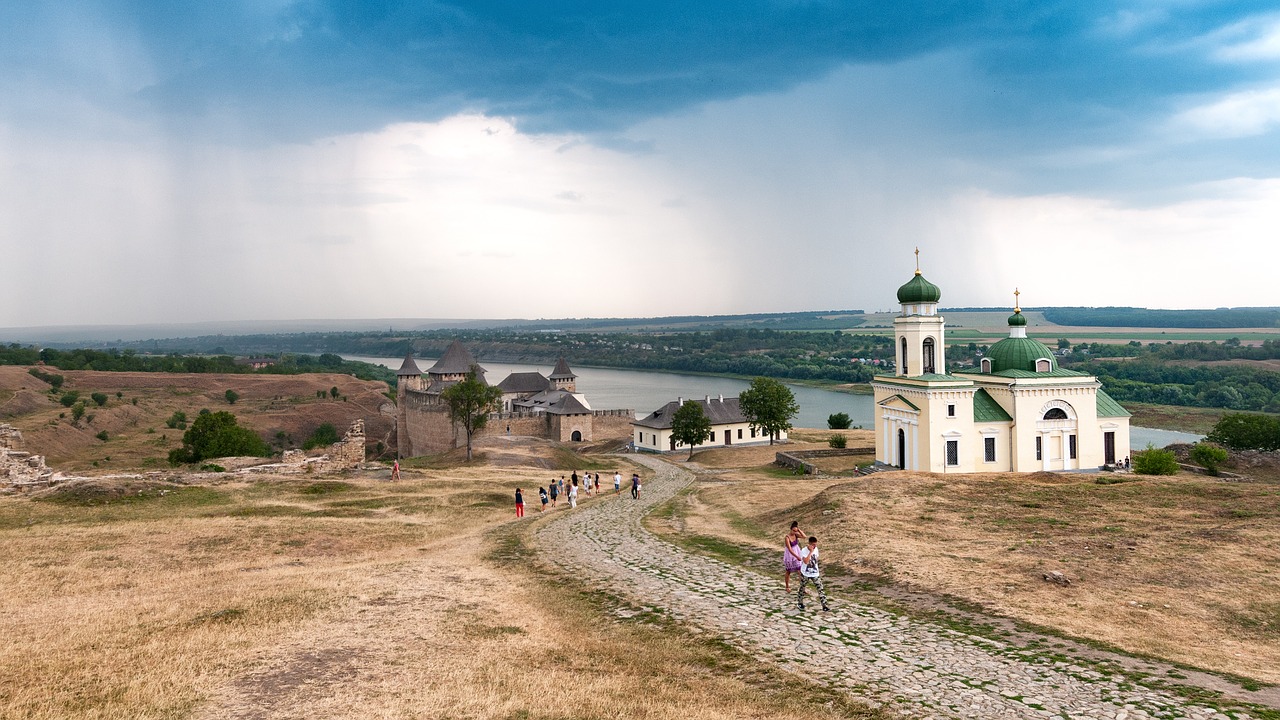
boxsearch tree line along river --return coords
[347,356,1201,449]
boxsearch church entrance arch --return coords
[571,430,582,442]
[897,428,906,469]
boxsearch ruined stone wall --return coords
[1,424,55,487]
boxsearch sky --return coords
[2,1,1280,330]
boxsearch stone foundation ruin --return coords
[0,424,56,488]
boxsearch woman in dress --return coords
[783,520,805,592]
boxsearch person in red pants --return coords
[515,487,525,518]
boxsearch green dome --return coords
[896,272,942,304]
[1007,310,1027,326]
[987,337,1057,373]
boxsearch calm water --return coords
[349,356,1202,447]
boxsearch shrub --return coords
[828,434,847,448]
[116,391,123,399]
[199,463,227,473]
[828,412,852,430]
[1132,444,1179,475]
[329,386,340,399]
[91,392,108,407]
[167,411,269,465]
[71,401,86,425]
[1189,442,1229,476]
[224,389,239,405]
[28,368,64,388]
[303,423,340,450]
[96,431,109,442]
[165,411,188,429]
[59,391,80,407]
[1206,413,1280,451]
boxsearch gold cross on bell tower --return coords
[1014,288,1021,313]
[914,246,921,275]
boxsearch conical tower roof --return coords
[549,357,576,380]
[396,353,422,376]
[427,340,485,375]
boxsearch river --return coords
[346,356,1202,448]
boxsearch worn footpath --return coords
[534,455,1251,720]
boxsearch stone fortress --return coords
[395,341,634,457]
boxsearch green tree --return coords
[166,410,188,429]
[738,376,799,445]
[671,400,713,460]
[1057,338,1071,350]
[827,412,852,430]
[91,392,108,407]
[439,368,504,461]
[1189,443,1229,476]
[70,401,86,426]
[1132,444,1180,475]
[225,389,239,404]
[1206,413,1280,451]
[59,391,80,407]
[303,423,340,450]
[168,411,269,465]
[329,386,340,399]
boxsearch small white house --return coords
[631,395,786,452]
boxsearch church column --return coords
[910,422,919,471]
[1041,431,1050,471]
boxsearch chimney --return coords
[705,395,710,403]
[677,396,683,405]
[718,394,723,402]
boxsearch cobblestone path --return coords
[535,455,1251,720]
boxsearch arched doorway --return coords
[897,428,906,469]
[571,430,582,442]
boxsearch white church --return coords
[872,258,1131,473]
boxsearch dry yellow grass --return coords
[0,464,884,719]
[660,459,1280,685]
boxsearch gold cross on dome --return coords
[1014,288,1021,312]
[914,247,921,275]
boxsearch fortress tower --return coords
[549,357,577,393]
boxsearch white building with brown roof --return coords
[631,394,785,452]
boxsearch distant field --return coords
[843,311,1280,344]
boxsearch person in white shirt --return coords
[797,536,829,612]
[613,471,621,494]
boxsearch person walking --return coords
[549,480,559,506]
[568,478,578,508]
[630,473,640,499]
[796,536,829,612]
[782,521,805,592]
[613,470,621,494]
[538,486,549,512]
[558,476,565,499]
[515,487,525,518]
[391,460,400,481]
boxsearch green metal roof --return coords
[1096,389,1131,418]
[987,367,1089,379]
[972,388,1012,422]
[986,336,1057,373]
[896,272,942,304]
[1007,309,1027,326]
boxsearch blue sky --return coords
[3,1,1279,327]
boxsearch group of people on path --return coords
[515,470,645,517]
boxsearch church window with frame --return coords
[947,404,956,417]
[900,337,908,375]
[1069,434,1077,460]
[984,436,996,463]
[1036,358,1052,372]
[923,337,936,374]
[946,440,959,466]
[1035,436,1043,460]
[980,358,992,372]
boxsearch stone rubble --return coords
[536,454,1253,720]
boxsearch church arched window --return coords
[900,337,908,375]
[923,337,936,374]
[1043,408,1068,420]
[980,358,992,373]
[1035,358,1052,372]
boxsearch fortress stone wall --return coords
[397,390,634,457]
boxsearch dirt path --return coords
[535,455,1258,720]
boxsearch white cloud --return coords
[1167,85,1280,138]
[1210,14,1280,62]
[949,178,1280,308]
